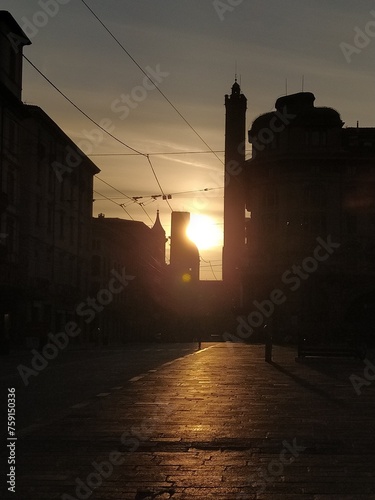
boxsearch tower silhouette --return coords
[169,211,199,284]
[150,210,167,265]
[223,80,247,287]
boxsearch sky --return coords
[3,0,375,279]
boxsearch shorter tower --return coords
[169,212,199,284]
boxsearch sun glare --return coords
[186,214,222,251]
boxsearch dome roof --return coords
[249,93,343,136]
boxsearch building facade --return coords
[21,106,99,343]
[0,12,31,350]
[0,11,100,350]
[229,90,375,348]
[90,213,167,343]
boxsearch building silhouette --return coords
[0,12,30,351]
[91,213,167,343]
[223,80,247,288]
[0,11,100,350]
[0,11,174,350]
[169,211,199,284]
[224,86,375,347]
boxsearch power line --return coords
[23,55,175,215]
[89,151,227,157]
[95,176,154,223]
[88,150,251,157]
[146,155,173,212]
[209,261,219,280]
[93,190,134,220]
[93,185,223,202]
[199,257,220,280]
[23,55,145,156]
[80,0,223,166]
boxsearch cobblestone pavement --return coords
[4,344,375,499]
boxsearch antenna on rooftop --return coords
[302,75,305,92]
[285,78,288,96]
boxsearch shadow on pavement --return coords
[269,360,346,407]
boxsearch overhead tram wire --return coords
[146,155,173,212]
[23,55,144,156]
[95,176,154,223]
[79,0,223,166]
[88,151,227,157]
[198,255,220,281]
[93,185,223,202]
[23,56,174,216]
[209,261,219,281]
[93,190,134,220]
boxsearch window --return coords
[60,211,65,239]
[7,118,18,155]
[306,130,327,147]
[6,216,15,256]
[48,164,55,193]
[36,161,42,186]
[35,199,42,227]
[60,181,65,202]
[6,170,15,205]
[91,255,101,277]
[92,239,101,251]
[47,204,54,234]
[69,217,75,244]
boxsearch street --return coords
[0,343,199,435]
[2,343,375,499]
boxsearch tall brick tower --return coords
[222,80,247,288]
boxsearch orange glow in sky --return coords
[186,214,223,251]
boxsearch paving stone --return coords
[3,344,375,498]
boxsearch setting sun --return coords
[186,214,222,251]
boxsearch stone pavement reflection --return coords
[12,344,375,499]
